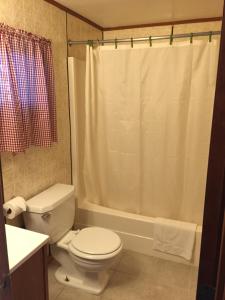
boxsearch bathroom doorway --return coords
[215,215,225,299]
[197,3,225,298]
[0,161,12,300]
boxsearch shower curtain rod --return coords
[68,30,221,46]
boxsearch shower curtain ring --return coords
[87,40,93,47]
[115,38,118,49]
[149,36,152,47]
[170,34,173,45]
[170,25,174,45]
[190,33,193,44]
[209,31,213,42]
[131,37,134,48]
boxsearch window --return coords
[0,23,57,152]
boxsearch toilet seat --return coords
[68,227,122,260]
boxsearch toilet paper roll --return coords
[3,196,26,219]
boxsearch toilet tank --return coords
[23,184,75,244]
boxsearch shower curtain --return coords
[80,39,219,224]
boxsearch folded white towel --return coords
[153,217,197,261]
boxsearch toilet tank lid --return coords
[26,184,75,213]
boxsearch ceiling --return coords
[55,0,224,29]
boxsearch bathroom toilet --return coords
[23,183,123,294]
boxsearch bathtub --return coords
[77,200,202,267]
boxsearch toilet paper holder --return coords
[3,196,27,219]
[5,195,15,215]
[6,208,12,215]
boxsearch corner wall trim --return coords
[44,0,103,31]
[103,17,223,31]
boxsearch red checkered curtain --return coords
[0,24,57,152]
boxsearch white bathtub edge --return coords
[77,200,201,267]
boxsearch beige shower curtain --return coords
[82,39,219,224]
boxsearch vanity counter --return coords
[5,225,49,300]
[5,224,49,273]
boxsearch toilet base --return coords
[55,266,111,295]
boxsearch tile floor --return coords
[48,250,198,300]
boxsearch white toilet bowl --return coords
[23,184,123,295]
[51,227,122,294]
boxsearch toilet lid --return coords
[70,227,121,255]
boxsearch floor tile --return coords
[102,270,194,300]
[101,271,153,300]
[148,284,191,300]
[48,260,64,300]
[188,287,197,300]
[115,250,161,279]
[55,286,101,300]
[156,259,193,289]
[110,251,123,270]
[189,267,198,290]
[48,251,198,300]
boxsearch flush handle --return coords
[42,212,52,221]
